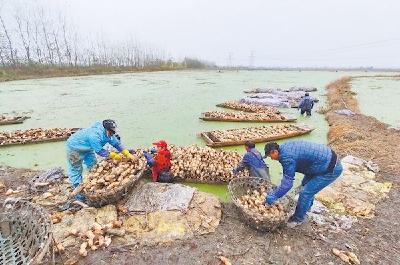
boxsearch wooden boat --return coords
[199,113,296,123]
[0,128,80,147]
[199,124,314,148]
[216,102,280,114]
[0,116,30,125]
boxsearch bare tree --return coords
[15,15,32,64]
[0,15,16,66]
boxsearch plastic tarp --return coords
[248,86,317,93]
[125,183,196,212]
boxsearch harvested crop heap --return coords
[238,188,285,221]
[203,110,289,121]
[58,221,122,257]
[217,101,280,113]
[169,145,249,183]
[210,124,307,142]
[0,128,76,145]
[82,155,146,195]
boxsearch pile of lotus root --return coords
[55,221,123,256]
[203,110,289,121]
[82,155,146,195]
[218,101,280,113]
[209,124,307,142]
[238,188,285,220]
[170,145,249,182]
[0,128,76,145]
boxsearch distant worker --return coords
[233,141,270,180]
[298,92,314,116]
[264,140,343,228]
[143,140,173,183]
[66,120,135,201]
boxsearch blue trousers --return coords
[293,160,343,222]
[67,149,96,188]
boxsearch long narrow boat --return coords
[199,112,296,122]
[216,102,280,114]
[0,116,30,125]
[0,128,80,147]
[199,124,314,148]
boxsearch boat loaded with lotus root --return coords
[0,128,80,146]
[0,115,30,125]
[169,145,249,183]
[200,124,314,147]
[216,101,280,113]
[200,110,296,122]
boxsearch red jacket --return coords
[151,149,172,182]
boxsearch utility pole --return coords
[249,50,255,68]
[226,52,233,68]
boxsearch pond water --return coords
[351,76,400,126]
[0,70,392,201]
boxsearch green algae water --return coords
[0,70,392,201]
[351,76,400,127]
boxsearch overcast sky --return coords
[3,0,400,67]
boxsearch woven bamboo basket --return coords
[228,177,295,232]
[0,199,52,265]
[83,168,146,208]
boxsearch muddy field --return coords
[1,75,400,264]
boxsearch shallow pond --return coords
[0,70,391,201]
[351,76,400,126]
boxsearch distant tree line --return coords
[0,4,214,70]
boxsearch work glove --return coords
[265,193,277,205]
[150,147,157,154]
[143,151,152,161]
[122,149,135,160]
[109,151,122,161]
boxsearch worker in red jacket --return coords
[143,140,173,182]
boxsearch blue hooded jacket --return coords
[270,141,333,199]
[66,121,123,157]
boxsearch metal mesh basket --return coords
[0,199,52,265]
[228,177,295,232]
[84,168,146,208]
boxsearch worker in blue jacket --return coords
[233,141,270,180]
[66,119,135,200]
[264,140,342,227]
[298,92,314,116]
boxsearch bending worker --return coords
[264,140,342,228]
[66,119,135,200]
[143,140,173,183]
[233,141,270,180]
[298,92,314,116]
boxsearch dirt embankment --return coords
[0,65,185,82]
[323,76,400,264]
[325,76,400,178]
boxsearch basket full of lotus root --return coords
[82,155,146,207]
[228,177,295,232]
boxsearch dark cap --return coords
[103,119,117,133]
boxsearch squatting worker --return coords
[143,140,173,183]
[66,119,135,200]
[264,140,342,228]
[298,92,314,116]
[233,141,270,180]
